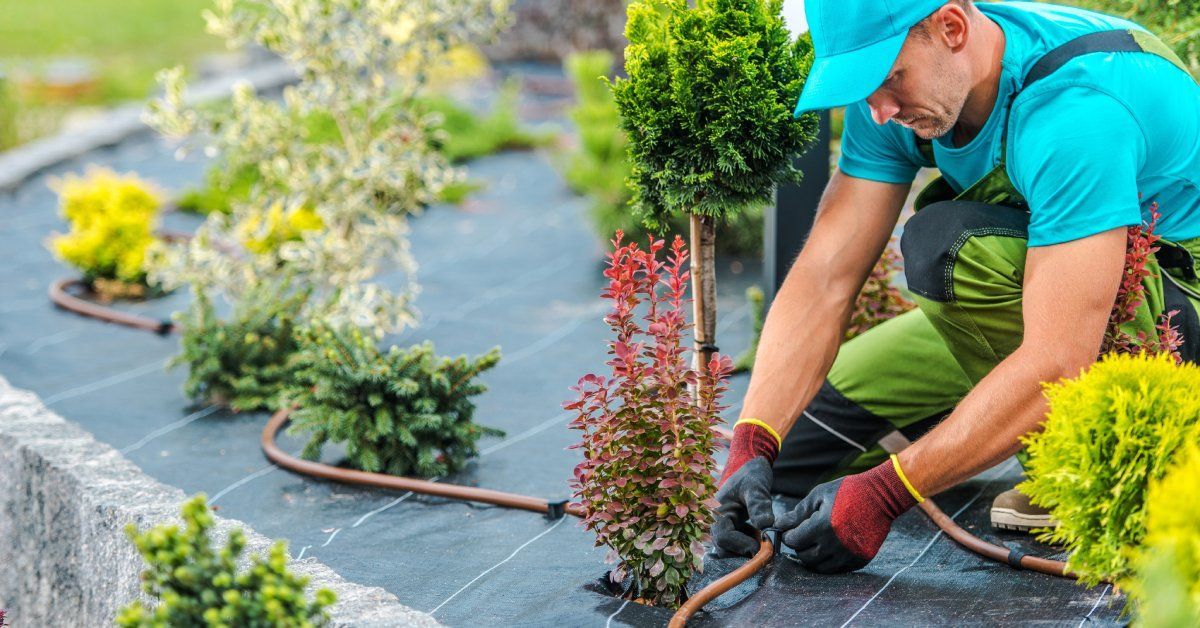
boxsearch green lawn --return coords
[0,0,221,102]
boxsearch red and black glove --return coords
[711,421,782,557]
[775,456,919,573]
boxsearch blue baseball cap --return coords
[794,0,949,117]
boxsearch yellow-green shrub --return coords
[1019,352,1200,586]
[49,167,160,286]
[1129,444,1200,626]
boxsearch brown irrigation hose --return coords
[49,279,178,335]
[669,536,775,628]
[263,408,585,518]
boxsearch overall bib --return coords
[773,29,1200,497]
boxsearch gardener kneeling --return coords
[713,0,1200,572]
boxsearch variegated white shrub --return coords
[145,0,509,335]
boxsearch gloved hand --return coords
[711,420,781,557]
[775,457,919,573]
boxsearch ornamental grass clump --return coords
[1128,443,1200,625]
[48,167,162,298]
[566,231,732,608]
[117,495,334,627]
[613,0,817,367]
[172,280,309,412]
[284,326,502,478]
[1018,352,1200,586]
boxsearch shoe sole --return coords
[990,507,1058,532]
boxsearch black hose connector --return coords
[545,500,569,520]
[1005,547,1027,569]
[156,320,174,336]
[761,527,783,557]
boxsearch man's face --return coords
[865,31,972,140]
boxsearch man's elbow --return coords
[1016,335,1102,383]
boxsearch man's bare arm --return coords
[899,226,1127,496]
[741,170,910,439]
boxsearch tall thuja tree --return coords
[612,0,818,369]
[146,0,508,337]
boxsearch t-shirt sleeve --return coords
[837,100,925,184]
[1008,86,1145,247]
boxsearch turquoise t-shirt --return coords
[838,1,1200,247]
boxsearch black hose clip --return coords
[155,320,174,336]
[698,343,720,354]
[546,499,569,521]
[761,527,783,557]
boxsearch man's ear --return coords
[933,4,971,52]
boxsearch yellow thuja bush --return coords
[1019,352,1200,586]
[238,204,325,256]
[1128,443,1200,626]
[50,168,161,286]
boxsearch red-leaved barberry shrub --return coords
[566,231,731,609]
[1102,206,1184,362]
[846,239,915,341]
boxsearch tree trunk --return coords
[689,213,718,390]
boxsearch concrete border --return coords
[0,376,439,627]
[0,59,297,193]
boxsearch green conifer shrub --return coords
[283,326,503,477]
[1018,352,1200,586]
[172,281,309,412]
[117,495,335,627]
[1128,443,1200,626]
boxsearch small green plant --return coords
[117,494,334,627]
[284,326,503,477]
[48,167,162,295]
[566,232,730,608]
[172,281,309,412]
[424,82,552,164]
[1019,352,1200,586]
[1128,443,1200,626]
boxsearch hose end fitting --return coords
[545,500,568,520]
[761,527,782,557]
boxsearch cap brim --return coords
[793,29,907,117]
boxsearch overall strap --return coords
[916,28,1190,169]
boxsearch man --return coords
[713,0,1200,573]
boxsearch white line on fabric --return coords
[296,545,312,560]
[320,528,342,547]
[42,358,168,406]
[119,405,221,454]
[1078,584,1112,626]
[352,494,414,528]
[25,328,80,354]
[605,599,631,628]
[803,410,868,452]
[428,516,567,616]
[209,464,278,504]
[479,411,571,457]
[840,459,1018,627]
[497,314,591,367]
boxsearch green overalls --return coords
[772,29,1200,497]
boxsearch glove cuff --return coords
[858,458,918,519]
[718,420,780,486]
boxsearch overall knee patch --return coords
[900,201,1030,303]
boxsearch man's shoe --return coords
[990,488,1058,532]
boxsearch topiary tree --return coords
[612,0,818,369]
[566,231,732,608]
[283,325,503,478]
[1128,442,1200,626]
[1019,352,1200,586]
[118,495,334,627]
